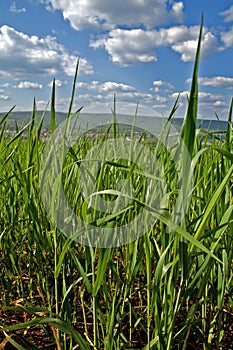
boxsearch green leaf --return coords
[0,105,15,126]
[225,97,232,151]
[54,238,73,279]
[93,248,113,296]
[0,120,32,154]
[50,78,56,132]
[0,317,90,350]
[67,58,79,118]
[181,14,203,158]
[193,163,233,244]
[212,147,233,162]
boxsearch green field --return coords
[0,22,233,349]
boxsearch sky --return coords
[0,0,233,120]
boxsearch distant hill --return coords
[0,110,228,134]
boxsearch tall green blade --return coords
[179,16,204,281]
[93,248,113,296]
[225,97,232,151]
[181,14,203,158]
[192,162,233,244]
[50,78,56,132]
[0,105,15,126]
[67,58,80,118]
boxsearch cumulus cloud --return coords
[153,80,169,87]
[10,2,26,14]
[197,92,228,111]
[172,91,223,100]
[76,80,154,105]
[186,76,233,89]
[90,25,217,66]
[171,91,226,111]
[77,81,135,93]
[220,5,233,22]
[48,79,68,87]
[154,95,168,103]
[153,80,174,89]
[220,27,233,47]
[171,91,189,99]
[219,6,233,48]
[0,94,10,101]
[0,25,93,79]
[158,26,218,61]
[17,81,43,89]
[149,80,173,97]
[198,92,224,101]
[115,91,153,103]
[213,100,226,107]
[171,30,218,61]
[90,29,158,65]
[41,0,184,31]
[50,91,153,113]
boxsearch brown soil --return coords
[0,307,232,349]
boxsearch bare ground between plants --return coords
[0,306,232,349]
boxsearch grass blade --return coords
[181,14,203,158]
[50,78,56,132]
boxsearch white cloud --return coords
[48,79,68,87]
[153,80,167,86]
[90,28,158,66]
[36,99,51,110]
[152,103,167,109]
[171,91,226,110]
[171,1,183,19]
[169,90,230,118]
[0,25,93,78]
[99,81,135,92]
[17,81,43,89]
[220,7,233,48]
[0,83,11,88]
[198,92,224,101]
[153,80,174,89]
[10,2,26,14]
[61,55,93,76]
[41,0,184,31]
[220,27,233,47]
[78,99,158,116]
[151,86,159,93]
[0,94,10,101]
[75,80,156,110]
[155,95,168,103]
[116,91,153,102]
[190,76,233,89]
[91,25,218,66]
[77,80,135,93]
[170,30,218,62]
[213,100,226,107]
[150,80,174,93]
[172,91,224,100]
[198,93,228,111]
[220,5,233,22]
[171,91,189,99]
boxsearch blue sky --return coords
[0,0,233,120]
